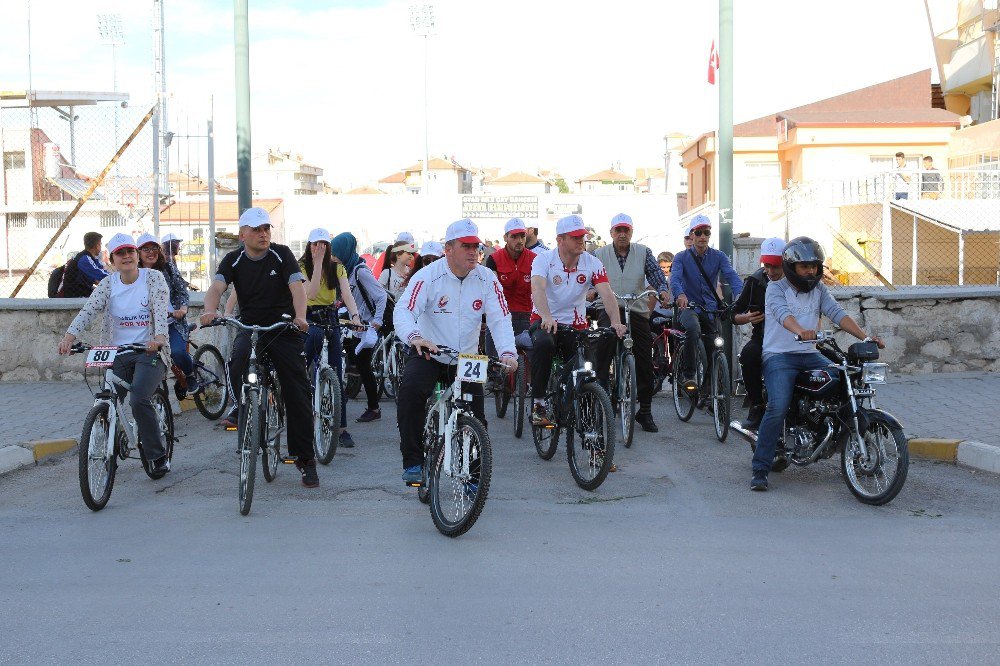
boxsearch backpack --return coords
[48,263,67,298]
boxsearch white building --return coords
[220,148,324,197]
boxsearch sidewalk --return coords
[0,382,99,446]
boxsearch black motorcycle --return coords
[731,332,908,505]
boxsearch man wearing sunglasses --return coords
[484,218,537,350]
[670,214,743,392]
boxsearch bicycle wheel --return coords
[494,366,512,419]
[314,367,340,465]
[652,338,667,395]
[78,403,117,511]
[841,412,909,506]
[370,344,387,401]
[566,381,616,491]
[619,352,637,447]
[138,388,175,479]
[429,414,492,537]
[261,381,283,483]
[513,357,527,439]
[712,352,731,442]
[192,344,228,420]
[418,405,438,505]
[237,390,261,515]
[672,344,697,422]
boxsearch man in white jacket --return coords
[393,219,518,484]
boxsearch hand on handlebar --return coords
[611,322,627,338]
[199,312,218,327]
[675,294,688,310]
[869,335,886,349]
[292,317,309,333]
[500,356,518,374]
[540,316,557,334]
[410,336,440,359]
[797,329,818,341]
[58,334,76,356]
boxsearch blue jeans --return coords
[305,324,347,429]
[752,351,830,474]
[168,321,193,378]
[894,192,908,200]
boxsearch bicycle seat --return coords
[651,316,671,326]
[186,322,198,333]
[514,330,533,350]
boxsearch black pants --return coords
[739,337,764,407]
[595,307,655,410]
[529,325,580,399]
[679,308,717,377]
[112,351,167,462]
[396,354,486,469]
[485,311,531,357]
[229,329,314,462]
[344,335,379,411]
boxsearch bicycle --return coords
[164,320,230,421]
[530,324,617,491]
[203,317,296,515]
[371,329,407,401]
[408,345,499,537]
[671,303,732,442]
[650,307,679,396]
[308,320,345,465]
[607,289,657,448]
[70,343,175,511]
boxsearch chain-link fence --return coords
[1,98,156,298]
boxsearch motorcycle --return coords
[731,331,908,505]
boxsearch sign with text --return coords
[462,195,538,219]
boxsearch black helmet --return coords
[782,236,825,292]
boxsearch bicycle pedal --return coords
[405,480,424,488]
[224,425,238,432]
[281,456,299,464]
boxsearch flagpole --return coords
[718,0,735,381]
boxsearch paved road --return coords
[1,389,999,663]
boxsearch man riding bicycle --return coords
[200,207,319,489]
[529,215,626,427]
[394,219,518,485]
[751,236,883,492]
[483,217,537,352]
[669,214,743,393]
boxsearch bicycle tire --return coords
[620,352,637,447]
[566,381,616,491]
[429,413,492,537]
[138,388,175,479]
[192,344,228,420]
[370,344,387,401]
[494,366,512,419]
[78,403,117,511]
[261,380,283,483]
[345,371,362,400]
[652,338,667,395]
[712,352,731,442]
[237,390,260,515]
[314,367,340,465]
[513,358,527,439]
[418,405,437,505]
[672,345,698,422]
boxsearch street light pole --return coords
[235,0,253,214]
[97,13,124,174]
[410,4,435,197]
[718,0,734,259]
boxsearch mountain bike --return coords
[308,321,343,465]
[408,346,500,537]
[530,324,617,491]
[371,329,406,401]
[672,303,732,442]
[607,289,656,447]
[650,307,679,396]
[71,343,175,511]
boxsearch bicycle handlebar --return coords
[432,345,507,368]
[614,288,658,303]
[203,316,298,334]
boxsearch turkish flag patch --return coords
[576,274,586,284]
[472,299,483,311]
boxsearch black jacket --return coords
[731,267,768,343]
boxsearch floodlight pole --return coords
[235,0,253,214]
[208,96,217,276]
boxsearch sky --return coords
[0,0,938,188]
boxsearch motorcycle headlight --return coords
[246,372,258,384]
[714,336,725,348]
[861,362,888,384]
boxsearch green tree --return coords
[554,178,569,194]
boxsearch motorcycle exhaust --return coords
[730,420,757,444]
[807,419,836,463]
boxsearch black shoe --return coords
[339,431,356,448]
[635,411,658,433]
[771,451,789,473]
[681,373,698,393]
[356,408,381,423]
[751,471,768,491]
[298,459,319,488]
[742,405,765,431]
[150,456,170,480]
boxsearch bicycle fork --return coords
[441,409,472,480]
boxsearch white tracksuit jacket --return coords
[394,260,516,364]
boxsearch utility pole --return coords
[152,0,167,236]
[235,0,253,214]
[718,0,734,259]
[207,96,217,276]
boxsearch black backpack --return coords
[48,263,67,298]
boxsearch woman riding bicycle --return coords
[57,232,173,479]
[136,232,197,396]
[378,239,417,301]
[300,228,362,448]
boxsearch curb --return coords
[908,438,960,462]
[24,438,78,461]
[909,437,1000,475]
[0,446,35,476]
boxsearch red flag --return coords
[708,40,719,85]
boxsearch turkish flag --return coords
[708,40,720,85]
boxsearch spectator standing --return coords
[892,152,911,200]
[920,156,943,200]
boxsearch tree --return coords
[554,178,569,194]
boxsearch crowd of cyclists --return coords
[57,207,884,493]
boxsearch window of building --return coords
[4,152,26,169]
[287,240,307,257]
[36,212,64,229]
[100,211,126,228]
[6,212,27,228]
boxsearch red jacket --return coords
[486,247,536,314]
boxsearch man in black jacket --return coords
[730,238,785,430]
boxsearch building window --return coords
[3,152,26,169]
[36,212,64,229]
[7,212,27,228]
[100,211,126,228]
[288,240,307,257]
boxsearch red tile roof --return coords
[345,186,386,195]
[378,171,407,184]
[578,168,634,183]
[780,108,961,127]
[158,198,282,222]
[491,171,546,184]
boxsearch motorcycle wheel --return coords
[841,412,908,506]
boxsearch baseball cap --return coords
[396,231,415,244]
[556,215,588,238]
[760,237,785,266]
[308,228,332,244]
[106,232,137,254]
[687,213,712,235]
[238,207,271,228]
[136,232,159,248]
[394,242,417,253]
[610,213,633,230]
[444,219,481,244]
[420,240,444,256]
[504,218,527,235]
[160,232,181,244]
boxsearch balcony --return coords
[943,34,995,93]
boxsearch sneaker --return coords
[742,405,765,431]
[751,471,769,491]
[339,431,356,448]
[531,404,551,427]
[635,411,658,433]
[150,456,170,480]
[297,459,320,488]
[185,375,200,394]
[402,465,422,485]
[771,451,789,473]
[220,407,238,430]
[356,408,381,423]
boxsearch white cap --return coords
[556,215,588,237]
[420,240,444,256]
[444,219,481,244]
[106,232,137,254]
[504,218,527,235]
[760,237,785,265]
[308,228,332,244]
[160,232,182,243]
[395,231,415,244]
[610,213,633,230]
[136,232,159,248]
[238,207,271,228]
[687,213,712,235]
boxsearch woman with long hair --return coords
[300,228,361,447]
[136,232,196,394]
[57,233,172,478]
[330,232,388,423]
[377,239,416,300]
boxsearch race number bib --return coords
[457,354,488,384]
[85,346,118,368]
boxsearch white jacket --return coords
[394,260,516,364]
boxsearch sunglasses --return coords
[139,245,160,253]
[692,228,711,237]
